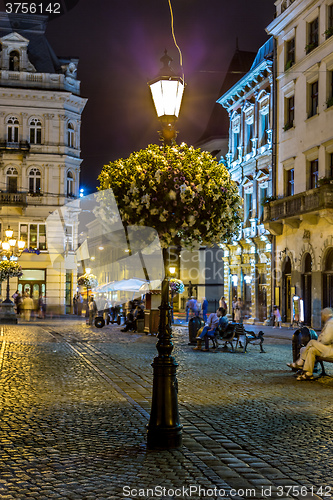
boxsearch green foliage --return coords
[98,143,242,248]
[325,26,333,39]
[285,60,294,71]
[0,260,23,282]
[326,96,333,108]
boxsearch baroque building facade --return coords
[266,0,333,329]
[217,38,274,323]
[0,13,87,313]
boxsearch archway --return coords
[301,253,312,325]
[323,248,333,308]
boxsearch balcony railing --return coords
[263,183,333,222]
[0,192,27,205]
[0,141,30,151]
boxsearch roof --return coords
[0,13,62,73]
[197,47,256,144]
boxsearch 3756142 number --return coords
[5,3,61,14]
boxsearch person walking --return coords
[234,297,242,323]
[73,294,78,315]
[273,306,282,328]
[77,293,83,316]
[22,294,33,321]
[88,296,98,326]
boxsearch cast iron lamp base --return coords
[146,275,182,449]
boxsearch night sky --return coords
[0,0,275,192]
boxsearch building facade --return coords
[266,0,333,329]
[0,13,87,313]
[217,38,274,323]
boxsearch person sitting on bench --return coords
[193,307,224,351]
[287,307,333,380]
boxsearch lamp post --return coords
[146,52,184,449]
[0,225,25,323]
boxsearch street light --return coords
[148,50,184,146]
[146,52,184,450]
[1,227,26,303]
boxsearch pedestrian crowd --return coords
[12,290,46,321]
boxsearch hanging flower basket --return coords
[0,261,23,283]
[169,278,185,294]
[77,273,98,289]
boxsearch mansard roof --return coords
[197,47,256,144]
[0,13,65,74]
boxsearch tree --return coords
[98,143,242,249]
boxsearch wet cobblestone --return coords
[0,319,332,499]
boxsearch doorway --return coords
[301,253,312,325]
[283,257,292,322]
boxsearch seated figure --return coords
[287,308,333,380]
[193,307,224,351]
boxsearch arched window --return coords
[28,168,41,194]
[9,51,20,71]
[66,171,74,196]
[67,122,75,148]
[29,118,42,144]
[6,167,18,193]
[7,116,19,143]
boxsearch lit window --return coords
[20,223,47,250]
[9,51,19,71]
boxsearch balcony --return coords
[0,192,27,205]
[263,183,333,234]
[0,141,30,152]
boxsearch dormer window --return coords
[9,50,20,71]
[7,116,19,143]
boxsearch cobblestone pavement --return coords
[0,318,332,500]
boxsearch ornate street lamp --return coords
[146,52,184,449]
[0,225,25,323]
[148,50,184,146]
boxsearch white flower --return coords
[188,215,196,226]
[159,214,167,222]
[169,190,177,200]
